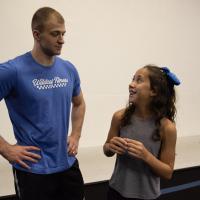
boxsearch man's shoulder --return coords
[1,52,30,67]
[56,57,78,73]
[56,56,75,67]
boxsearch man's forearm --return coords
[71,101,86,138]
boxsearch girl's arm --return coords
[103,109,127,157]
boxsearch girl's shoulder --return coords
[113,108,125,120]
[160,117,177,140]
[160,117,175,128]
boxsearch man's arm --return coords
[0,63,41,169]
[0,135,41,169]
[68,90,86,156]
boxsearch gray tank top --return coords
[109,115,161,199]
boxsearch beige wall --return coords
[0,0,200,148]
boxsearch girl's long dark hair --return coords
[121,65,177,140]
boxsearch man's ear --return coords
[32,30,40,41]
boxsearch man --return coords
[0,7,85,200]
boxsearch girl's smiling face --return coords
[129,67,156,105]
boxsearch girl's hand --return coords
[109,136,127,155]
[125,138,149,161]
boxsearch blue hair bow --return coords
[162,67,181,86]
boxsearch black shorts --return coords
[13,159,84,200]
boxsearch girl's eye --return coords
[132,76,143,83]
[137,77,142,83]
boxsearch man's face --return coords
[38,15,66,56]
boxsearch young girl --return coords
[103,65,180,200]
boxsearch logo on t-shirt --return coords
[32,77,68,90]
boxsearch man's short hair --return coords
[31,7,64,32]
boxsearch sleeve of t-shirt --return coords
[72,66,81,97]
[0,61,17,101]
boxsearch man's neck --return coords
[31,48,55,66]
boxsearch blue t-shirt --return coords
[0,52,81,174]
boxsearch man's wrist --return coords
[70,132,81,140]
[0,142,10,156]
